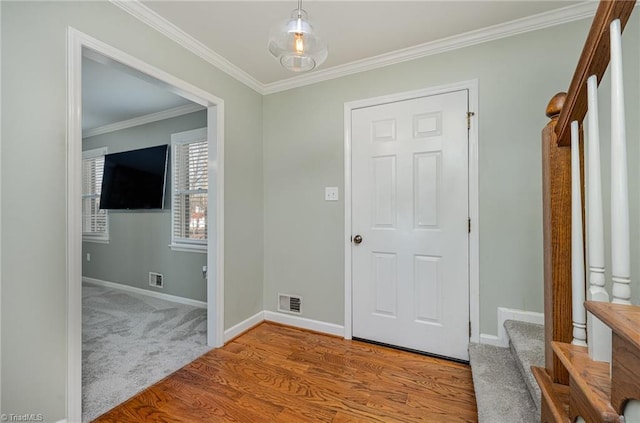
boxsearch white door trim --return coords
[67,27,225,422]
[344,80,479,343]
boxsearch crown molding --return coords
[111,0,599,96]
[262,1,599,94]
[110,0,264,94]
[83,103,204,138]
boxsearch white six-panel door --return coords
[351,90,469,361]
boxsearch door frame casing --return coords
[343,80,480,343]
[67,28,225,422]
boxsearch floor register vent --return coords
[278,293,302,315]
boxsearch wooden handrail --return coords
[542,0,635,387]
[555,0,635,147]
[539,1,638,420]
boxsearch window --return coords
[82,147,109,242]
[171,128,208,252]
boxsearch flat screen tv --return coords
[99,145,168,210]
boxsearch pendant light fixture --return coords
[268,0,328,72]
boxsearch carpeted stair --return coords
[469,320,544,423]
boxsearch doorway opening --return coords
[67,28,224,422]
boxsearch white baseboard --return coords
[82,280,346,342]
[479,333,503,347]
[223,311,345,342]
[480,307,544,348]
[82,277,207,309]
[263,311,345,337]
[224,311,264,342]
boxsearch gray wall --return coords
[262,16,640,334]
[83,111,208,301]
[1,2,263,419]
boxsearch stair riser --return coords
[510,339,542,410]
[612,334,640,414]
[569,378,619,423]
[504,320,545,414]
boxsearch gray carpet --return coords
[504,320,545,410]
[82,282,212,422]
[469,343,538,423]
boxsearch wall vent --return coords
[278,293,302,315]
[149,272,164,288]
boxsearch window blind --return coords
[172,138,208,244]
[82,148,108,240]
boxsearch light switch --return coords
[325,187,339,201]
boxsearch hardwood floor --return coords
[94,322,477,422]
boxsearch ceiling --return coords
[82,55,195,133]
[141,0,584,86]
[84,0,588,133]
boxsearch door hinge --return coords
[469,321,472,337]
[467,112,475,130]
[468,218,471,233]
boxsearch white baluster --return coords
[610,19,632,305]
[571,120,587,347]
[586,75,612,362]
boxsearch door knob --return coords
[353,235,363,244]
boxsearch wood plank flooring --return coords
[94,322,477,422]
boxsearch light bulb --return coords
[267,4,327,72]
[294,32,304,54]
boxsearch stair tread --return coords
[504,320,544,411]
[586,301,640,350]
[531,366,570,423]
[551,341,618,421]
[469,343,538,423]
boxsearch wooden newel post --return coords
[542,92,572,385]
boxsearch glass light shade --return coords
[268,9,328,72]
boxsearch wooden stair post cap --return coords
[546,93,567,119]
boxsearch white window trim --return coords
[82,147,109,243]
[170,127,208,253]
[168,243,207,253]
